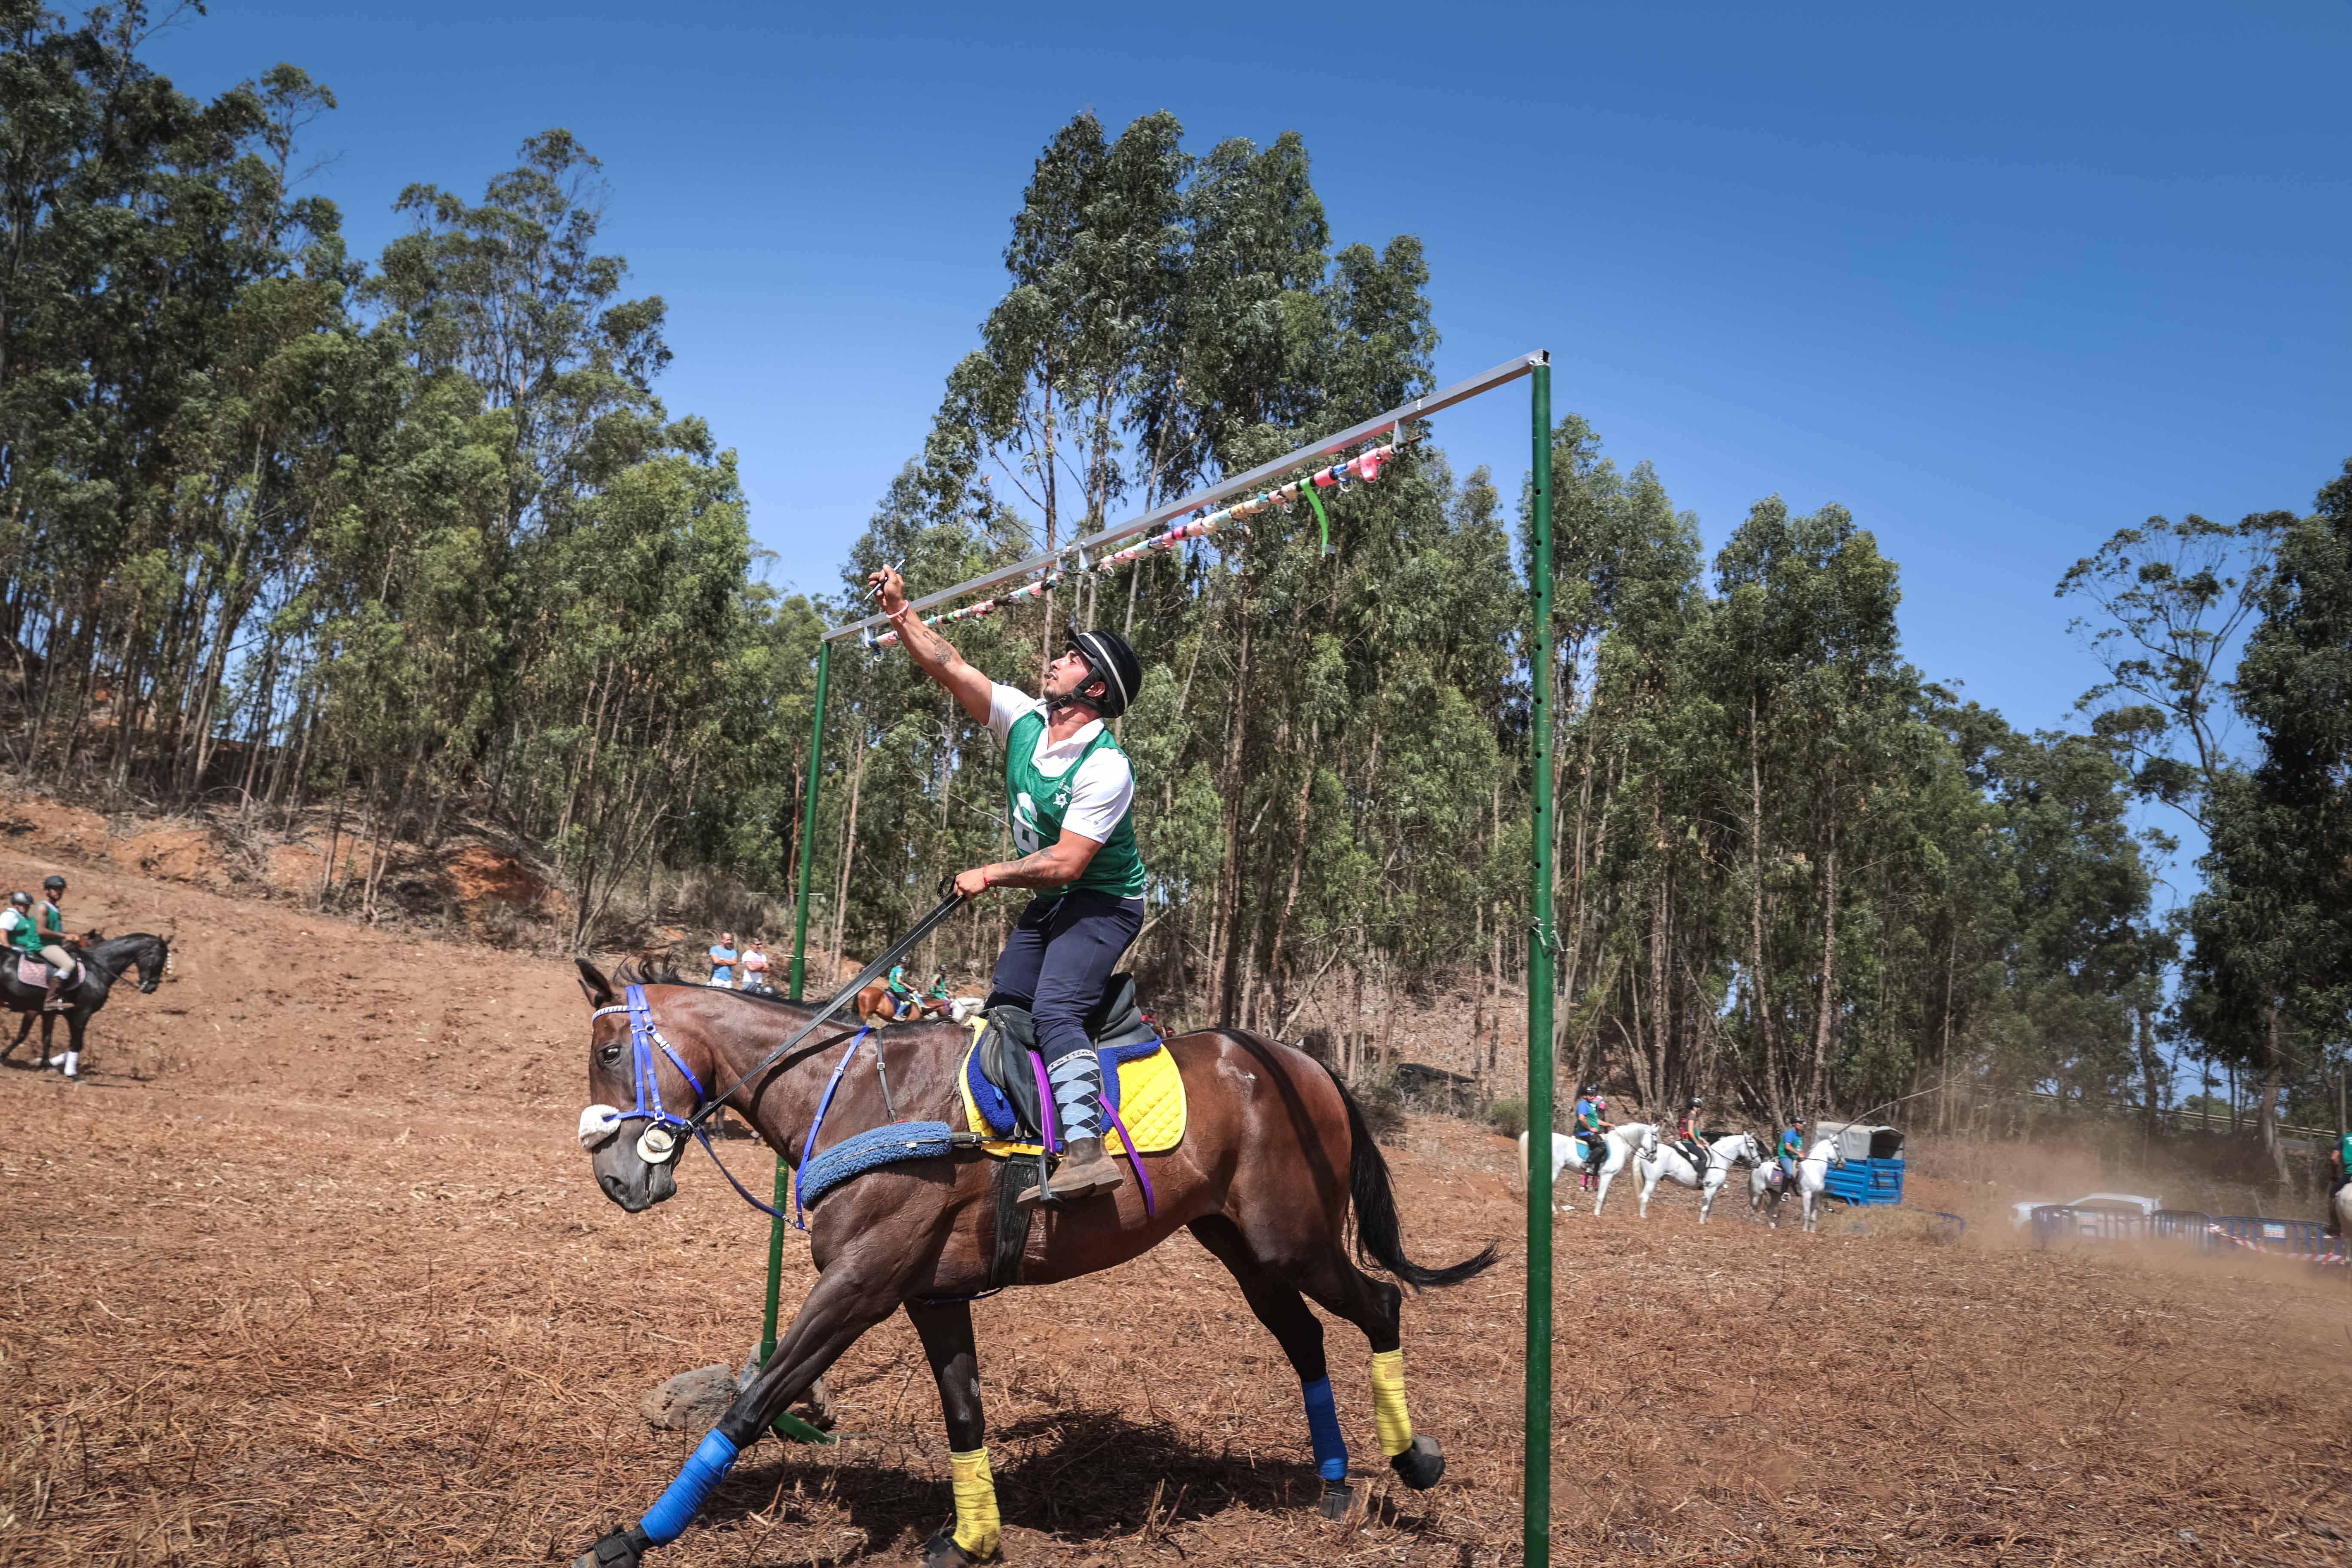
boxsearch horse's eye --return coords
[597,1041,623,1069]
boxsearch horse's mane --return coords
[609,952,687,986]
[603,952,829,1017]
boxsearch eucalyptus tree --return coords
[2180,459,2352,1149]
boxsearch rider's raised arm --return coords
[872,566,992,724]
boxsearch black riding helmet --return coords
[1065,629,1142,719]
[42,875,64,892]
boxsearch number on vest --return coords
[1011,790,1043,855]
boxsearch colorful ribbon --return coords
[869,441,1398,648]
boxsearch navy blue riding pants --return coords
[986,890,1145,1068]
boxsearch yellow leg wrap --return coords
[1368,1348,1414,1457]
[949,1446,1001,1559]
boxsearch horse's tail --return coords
[1322,1063,1498,1290]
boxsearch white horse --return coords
[2333,1182,2352,1256]
[1519,1124,1654,1216]
[1634,1128,1763,1222]
[1749,1136,1844,1231]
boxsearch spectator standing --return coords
[740,939,770,993]
[708,931,739,988]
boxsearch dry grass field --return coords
[3,849,2349,1566]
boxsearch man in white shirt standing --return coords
[870,565,1146,1207]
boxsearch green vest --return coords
[4,911,37,955]
[1004,709,1146,900]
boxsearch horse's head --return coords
[1636,1125,1660,1155]
[574,958,705,1213]
[131,933,169,992]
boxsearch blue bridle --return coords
[592,984,707,1145]
[588,984,796,1220]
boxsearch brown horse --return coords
[568,960,1494,1568]
[854,978,936,1025]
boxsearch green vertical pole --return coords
[768,634,832,1367]
[1524,356,1556,1568]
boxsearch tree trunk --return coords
[1750,693,1782,1130]
[2135,998,2163,1137]
[1210,573,1255,1024]
[827,737,869,977]
[1807,840,1839,1119]
[1648,865,1670,1109]
[2259,1005,2285,1179]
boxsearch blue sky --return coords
[149,1,2346,901]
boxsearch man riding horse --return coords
[871,564,1146,1210]
[1574,1085,1612,1182]
[1776,1115,1809,1189]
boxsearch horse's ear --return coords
[575,958,616,1008]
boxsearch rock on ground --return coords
[640,1364,738,1434]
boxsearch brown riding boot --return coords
[41,972,65,1012]
[1018,1136,1125,1207]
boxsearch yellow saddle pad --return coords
[957,1029,1187,1159]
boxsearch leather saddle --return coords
[972,973,1160,1144]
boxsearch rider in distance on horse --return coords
[885,962,923,1020]
[1776,1115,1809,1187]
[871,564,1147,1210]
[1574,1086,1613,1182]
[2327,1128,2351,1237]
[1674,1096,1710,1171]
[25,875,76,1010]
[0,893,31,966]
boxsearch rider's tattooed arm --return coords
[873,567,992,724]
[956,831,1104,897]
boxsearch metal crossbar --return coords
[823,352,1547,644]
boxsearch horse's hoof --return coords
[1390,1433,1445,1490]
[921,1528,992,1565]
[573,1525,649,1568]
[1316,1478,1355,1518]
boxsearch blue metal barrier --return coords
[2148,1210,2217,1251]
[2211,1215,2346,1261]
[1821,1156,1905,1207]
[2030,1204,2152,1247]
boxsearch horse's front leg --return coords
[59,1009,86,1078]
[906,1298,998,1566]
[574,1244,914,1568]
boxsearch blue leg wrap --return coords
[1301,1375,1348,1481]
[638,1428,740,1545]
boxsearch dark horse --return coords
[0,932,172,1076]
[569,961,1495,1568]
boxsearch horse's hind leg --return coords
[1,1013,30,1065]
[1189,1216,1355,1517]
[1281,1241,1446,1493]
[906,1298,999,1565]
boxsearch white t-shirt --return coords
[986,682,1135,845]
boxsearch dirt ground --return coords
[3,850,2351,1567]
